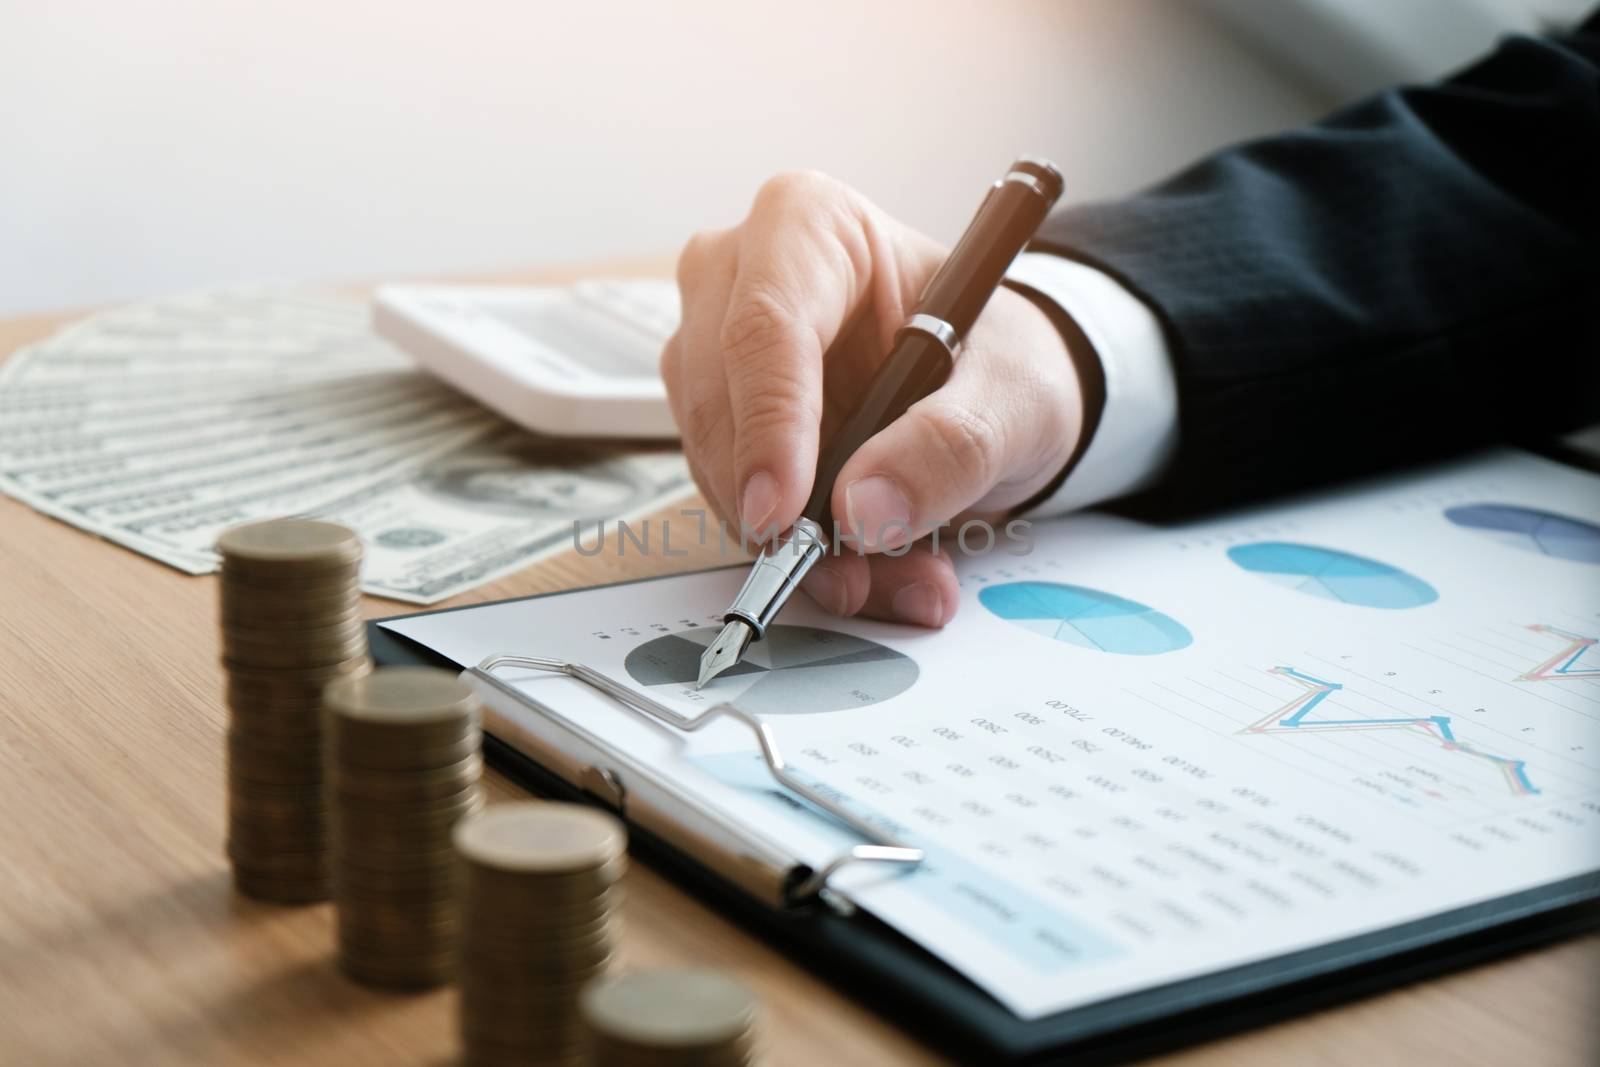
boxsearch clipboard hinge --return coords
[578,764,626,812]
[471,654,925,913]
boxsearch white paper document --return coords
[382,450,1600,1019]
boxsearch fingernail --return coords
[803,565,849,615]
[891,581,944,628]
[844,475,911,549]
[740,470,779,536]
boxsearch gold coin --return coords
[224,630,368,660]
[228,845,329,872]
[335,784,483,822]
[458,899,619,940]
[227,773,325,799]
[337,952,453,990]
[329,711,480,743]
[227,739,323,768]
[334,840,460,870]
[220,602,364,630]
[228,697,328,721]
[227,834,329,863]
[217,518,363,566]
[334,872,459,905]
[462,861,626,909]
[224,655,372,685]
[224,645,369,673]
[227,818,327,847]
[454,802,626,877]
[459,1001,597,1043]
[331,824,468,858]
[227,793,326,818]
[460,1029,588,1066]
[333,798,484,836]
[334,751,481,785]
[220,564,362,592]
[228,767,324,792]
[580,969,758,1050]
[459,914,617,948]
[458,949,616,985]
[227,751,323,784]
[227,685,334,712]
[226,722,323,748]
[459,947,619,976]
[223,611,366,638]
[330,733,481,772]
[324,666,480,726]
[336,908,457,940]
[586,1038,756,1067]
[220,583,362,612]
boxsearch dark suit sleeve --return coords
[1033,14,1600,516]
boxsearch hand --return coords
[662,171,1085,627]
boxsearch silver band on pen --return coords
[901,313,959,358]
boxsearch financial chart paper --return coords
[383,450,1600,1019]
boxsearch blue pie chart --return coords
[978,581,1192,655]
[1228,542,1437,609]
[1444,503,1600,564]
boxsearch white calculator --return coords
[373,280,680,439]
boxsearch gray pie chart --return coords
[623,625,918,715]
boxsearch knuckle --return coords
[719,287,798,363]
[735,372,819,446]
[681,387,730,461]
[752,169,833,216]
[675,229,726,287]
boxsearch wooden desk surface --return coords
[1,268,1595,1067]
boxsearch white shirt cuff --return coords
[1006,251,1178,516]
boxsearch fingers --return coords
[801,541,959,628]
[832,289,1081,551]
[718,172,879,538]
[663,231,740,524]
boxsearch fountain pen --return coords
[696,157,1065,689]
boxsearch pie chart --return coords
[1227,542,1438,609]
[978,581,1192,655]
[623,625,918,715]
[1444,503,1600,564]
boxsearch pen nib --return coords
[696,619,754,690]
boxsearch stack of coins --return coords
[219,518,369,904]
[454,802,627,1067]
[581,969,761,1067]
[325,666,484,989]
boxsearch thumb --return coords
[832,303,1079,550]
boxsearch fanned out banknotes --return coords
[0,286,692,603]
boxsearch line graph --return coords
[1243,667,1539,796]
[1519,625,1599,682]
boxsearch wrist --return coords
[1000,278,1106,513]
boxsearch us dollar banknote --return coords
[0,286,690,600]
[312,427,691,603]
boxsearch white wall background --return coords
[0,1,1344,315]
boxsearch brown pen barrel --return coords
[801,157,1063,540]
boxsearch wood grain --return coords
[0,273,1594,1067]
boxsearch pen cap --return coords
[1011,157,1065,201]
[914,157,1063,340]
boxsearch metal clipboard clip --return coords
[468,654,925,915]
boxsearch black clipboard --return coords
[369,578,1600,1066]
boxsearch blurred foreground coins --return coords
[219,518,369,904]
[327,665,484,989]
[582,968,761,1067]
[455,802,627,1067]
